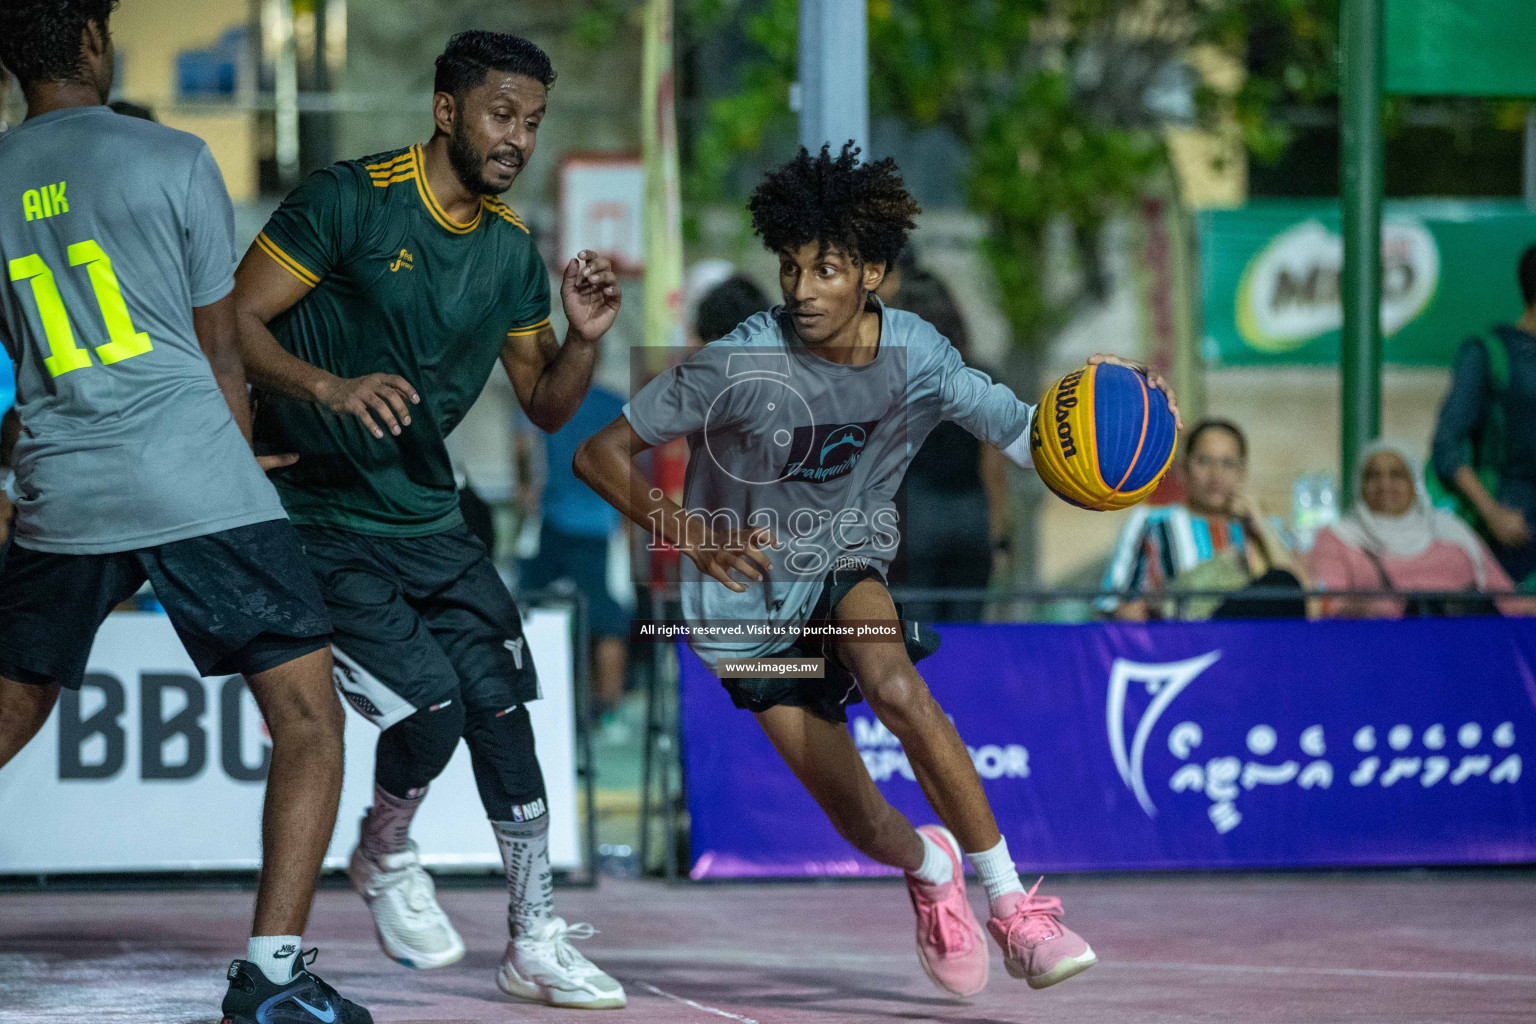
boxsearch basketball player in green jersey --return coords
[232,30,625,1010]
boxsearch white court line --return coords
[1107,959,1536,985]
[636,981,763,1023]
[604,947,1536,986]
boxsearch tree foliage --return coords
[681,0,1343,351]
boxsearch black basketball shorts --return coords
[720,562,941,724]
[294,523,540,728]
[0,518,332,690]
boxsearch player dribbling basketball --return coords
[577,143,1180,996]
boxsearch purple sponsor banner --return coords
[680,619,1536,878]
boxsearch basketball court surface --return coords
[3,870,1533,1023]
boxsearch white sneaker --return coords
[496,917,626,1009]
[347,841,466,969]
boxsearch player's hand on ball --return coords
[320,373,420,439]
[563,250,621,343]
[257,453,299,472]
[685,525,779,593]
[1087,354,1183,433]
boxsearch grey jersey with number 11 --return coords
[0,106,284,554]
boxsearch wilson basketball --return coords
[1029,363,1177,511]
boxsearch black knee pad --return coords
[375,697,466,797]
[462,703,547,822]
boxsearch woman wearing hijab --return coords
[1308,440,1531,618]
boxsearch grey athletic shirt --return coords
[0,106,285,554]
[624,299,1035,669]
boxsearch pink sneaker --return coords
[904,826,988,998]
[987,877,1097,989]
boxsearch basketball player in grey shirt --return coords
[579,145,1178,997]
[617,307,1030,670]
[0,5,367,1021]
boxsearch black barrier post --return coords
[636,587,683,880]
[662,642,679,883]
[638,587,662,875]
[572,590,598,887]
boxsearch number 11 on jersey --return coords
[7,238,154,378]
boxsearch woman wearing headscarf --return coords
[1308,440,1532,618]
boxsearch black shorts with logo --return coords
[295,523,539,729]
[0,519,332,690]
[721,563,941,724]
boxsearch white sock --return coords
[968,837,1027,912]
[491,814,554,938]
[360,782,426,860]
[246,935,302,985]
[907,830,956,886]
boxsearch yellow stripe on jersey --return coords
[370,150,418,188]
[255,232,320,287]
[482,198,530,234]
[410,145,481,234]
[365,151,414,174]
[372,170,416,188]
[505,318,551,338]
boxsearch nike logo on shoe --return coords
[292,997,336,1022]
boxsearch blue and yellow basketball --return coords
[1029,363,1177,511]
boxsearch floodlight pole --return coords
[796,0,868,158]
[1340,0,1384,506]
[1524,110,1536,210]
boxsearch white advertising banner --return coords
[0,610,582,873]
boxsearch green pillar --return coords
[1340,0,1385,506]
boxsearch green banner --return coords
[1386,0,1536,97]
[1199,200,1536,367]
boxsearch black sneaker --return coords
[220,949,372,1024]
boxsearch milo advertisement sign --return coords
[1199,200,1536,367]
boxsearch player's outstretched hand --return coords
[320,373,421,439]
[257,453,299,472]
[1087,353,1183,433]
[685,525,779,593]
[562,250,621,343]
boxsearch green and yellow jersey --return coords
[252,144,550,536]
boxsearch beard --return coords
[446,121,517,197]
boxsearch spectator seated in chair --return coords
[1309,440,1534,619]
[1101,418,1307,621]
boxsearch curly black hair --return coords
[748,142,920,268]
[434,30,555,101]
[0,0,116,88]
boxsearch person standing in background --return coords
[515,383,633,741]
[886,266,1010,621]
[693,273,770,345]
[1430,244,1536,589]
